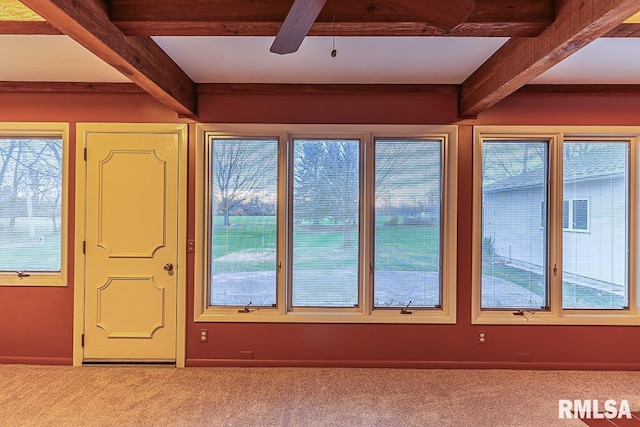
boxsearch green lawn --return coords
[0,217,61,271]
[211,215,441,272]
[483,263,627,309]
[212,216,624,309]
[374,220,440,271]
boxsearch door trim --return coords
[73,123,188,367]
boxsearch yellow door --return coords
[82,126,184,362]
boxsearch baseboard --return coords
[0,356,72,365]
[5,356,638,370]
[186,358,640,370]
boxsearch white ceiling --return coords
[152,36,508,84]
[530,38,640,84]
[0,35,129,82]
[2,34,640,85]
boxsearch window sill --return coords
[195,308,456,324]
[473,310,640,326]
[0,274,66,287]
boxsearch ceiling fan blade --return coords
[379,0,475,31]
[270,0,328,55]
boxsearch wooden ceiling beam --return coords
[0,81,144,92]
[4,20,640,38]
[5,0,640,37]
[109,0,554,37]
[4,19,640,37]
[518,84,640,94]
[197,83,459,95]
[459,0,640,118]
[0,21,60,34]
[17,0,197,116]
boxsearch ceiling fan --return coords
[270,0,475,55]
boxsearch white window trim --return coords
[473,126,639,326]
[563,198,590,233]
[0,123,69,287]
[194,124,457,324]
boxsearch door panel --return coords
[83,131,179,361]
[97,149,168,258]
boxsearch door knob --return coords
[163,263,174,272]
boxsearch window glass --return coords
[209,139,278,307]
[0,138,62,272]
[374,139,441,308]
[562,142,628,309]
[562,200,569,229]
[481,141,548,309]
[572,199,588,230]
[292,139,360,307]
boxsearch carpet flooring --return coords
[2,364,640,426]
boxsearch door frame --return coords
[73,123,188,367]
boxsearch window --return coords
[292,139,360,308]
[0,123,68,287]
[563,199,589,231]
[374,139,442,309]
[195,124,457,323]
[562,141,627,310]
[474,127,635,324]
[480,140,549,310]
[208,139,278,307]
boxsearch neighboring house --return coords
[483,147,627,288]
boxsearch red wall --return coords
[1,90,639,367]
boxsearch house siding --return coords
[563,176,627,287]
[484,186,545,270]
[484,175,627,287]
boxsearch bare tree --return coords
[482,142,547,184]
[294,140,332,224]
[213,140,275,226]
[374,142,409,199]
[374,141,441,226]
[0,138,62,235]
[294,140,359,223]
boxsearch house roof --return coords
[485,146,627,193]
[2,1,640,118]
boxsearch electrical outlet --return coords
[199,329,208,343]
[479,331,487,344]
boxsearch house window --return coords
[474,128,633,324]
[374,139,442,309]
[292,139,361,307]
[562,141,627,310]
[0,123,68,287]
[208,139,278,307]
[562,199,589,232]
[195,124,457,323]
[480,140,549,310]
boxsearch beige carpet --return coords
[2,364,640,426]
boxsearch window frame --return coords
[194,124,457,324]
[473,126,638,325]
[479,137,552,311]
[0,123,69,287]
[371,137,445,310]
[563,198,590,232]
[206,137,280,309]
[287,134,365,311]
